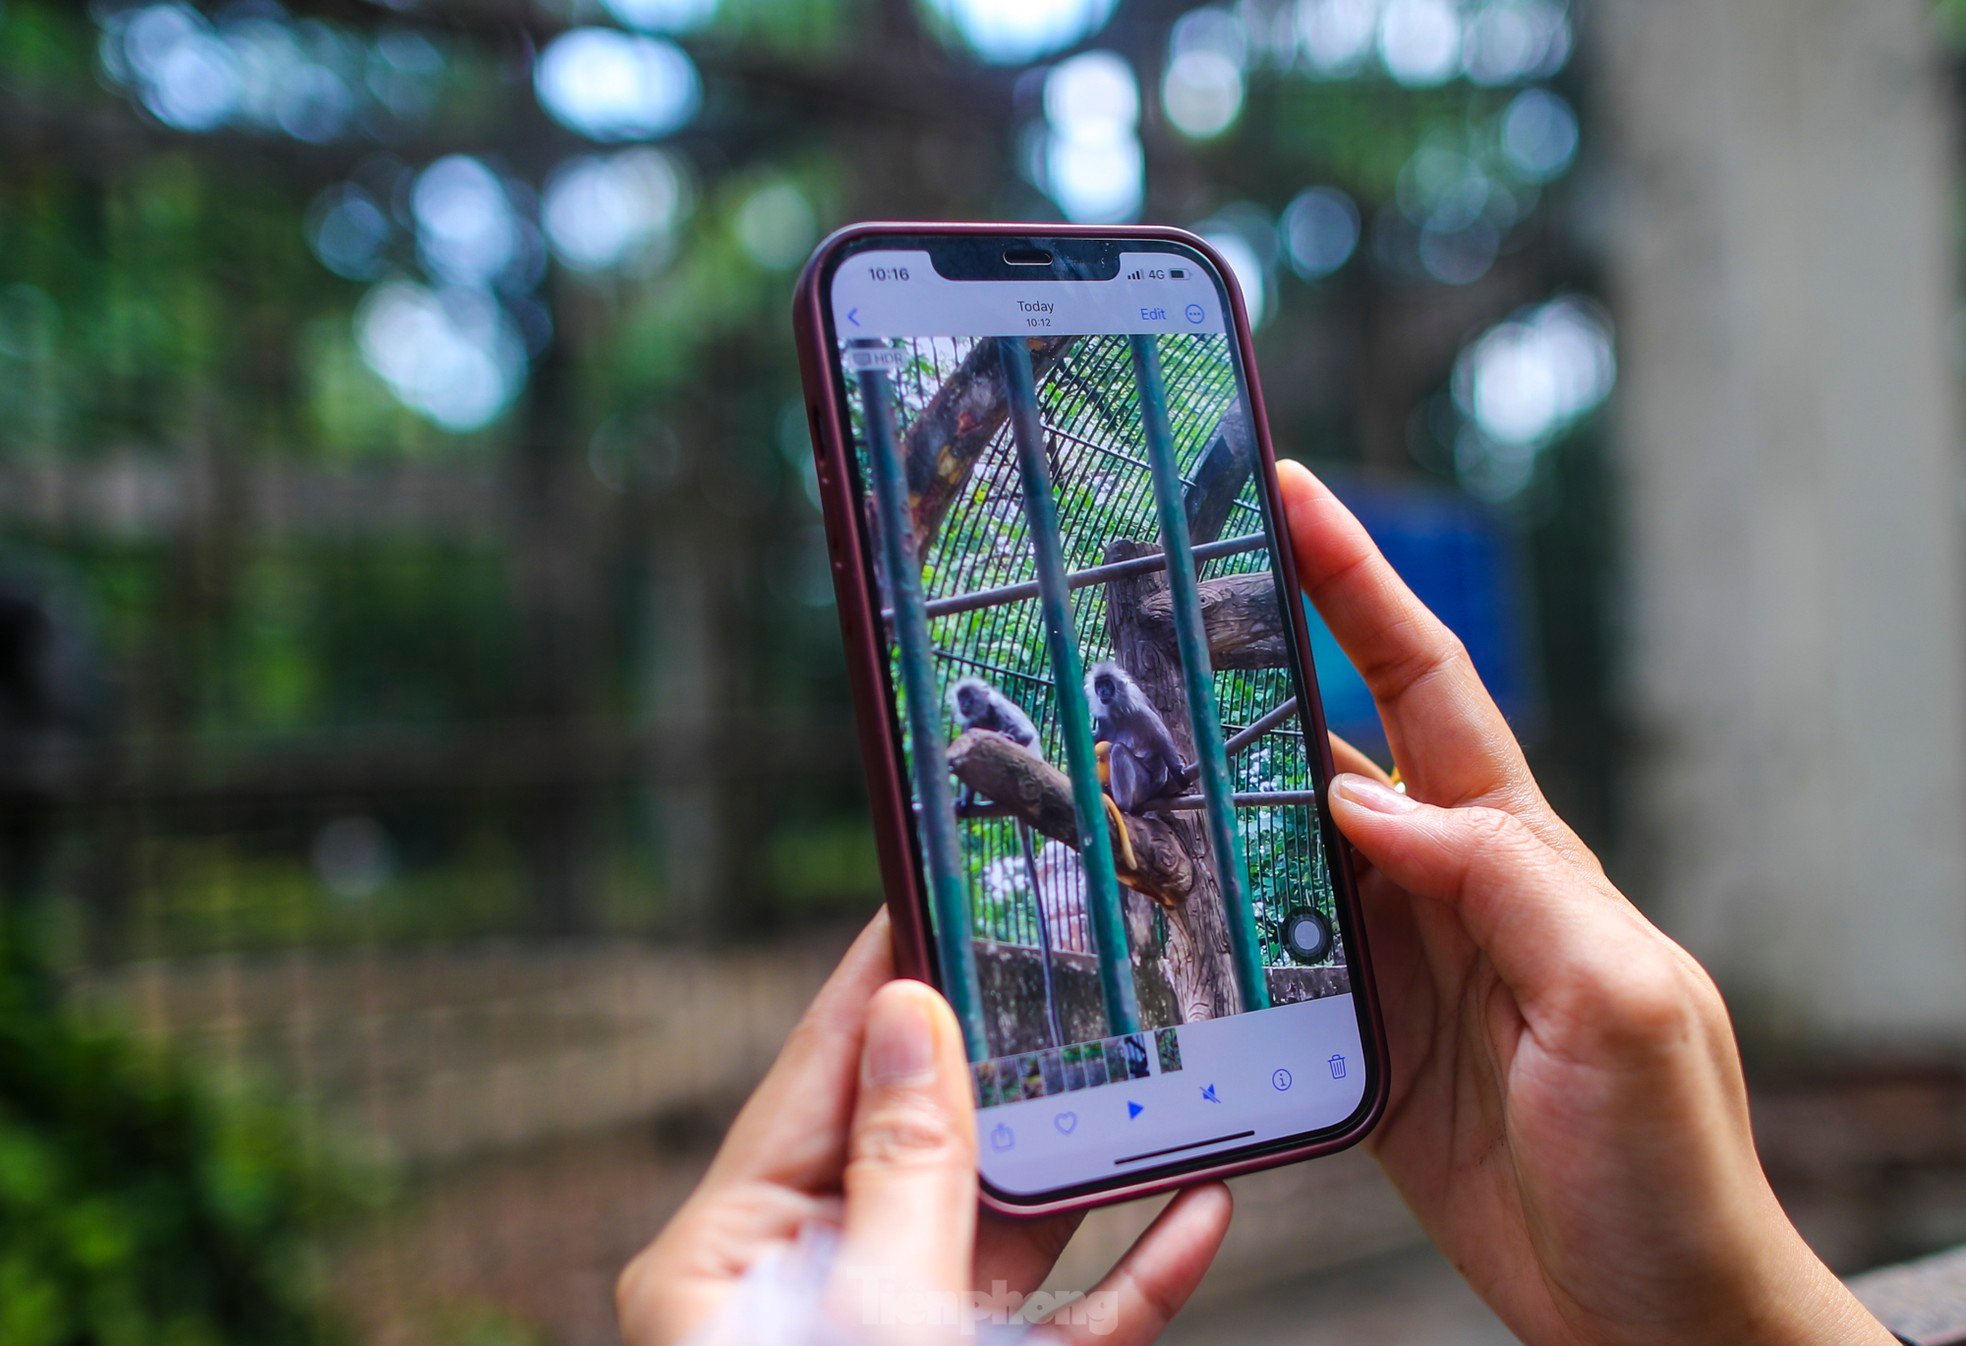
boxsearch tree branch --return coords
[1182,403,1255,546]
[946,730,1194,906]
[904,337,1077,547]
[1139,572,1288,670]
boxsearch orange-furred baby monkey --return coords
[1095,739,1142,873]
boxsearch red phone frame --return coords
[792,221,1388,1216]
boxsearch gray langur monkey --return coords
[1086,661,1194,814]
[947,677,1040,763]
[946,675,1063,1048]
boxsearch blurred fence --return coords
[0,0,1707,1340]
[66,940,839,1166]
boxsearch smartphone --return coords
[793,223,1385,1215]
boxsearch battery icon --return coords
[1170,268,1186,278]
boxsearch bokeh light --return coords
[1164,51,1244,138]
[1463,0,1572,85]
[1417,223,1500,285]
[1294,0,1573,86]
[106,3,241,131]
[224,14,355,142]
[735,181,820,271]
[1163,8,1247,139]
[355,281,527,431]
[1281,186,1361,280]
[1451,295,1615,497]
[306,183,393,281]
[543,150,687,273]
[922,0,1120,65]
[1297,0,1380,76]
[365,30,445,122]
[1378,0,1461,87]
[534,28,701,142]
[1042,52,1144,223]
[1500,87,1580,181]
[1198,209,1274,328]
[1395,144,1511,284]
[95,3,413,141]
[412,155,521,289]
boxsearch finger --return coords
[1278,463,1535,803]
[974,1209,1085,1294]
[1327,773,1635,1012]
[702,911,895,1192]
[837,980,978,1298]
[617,1186,842,1346]
[1040,1184,1233,1346]
[1327,731,1392,786]
[1280,462,1598,867]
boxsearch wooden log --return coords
[945,730,1194,906]
[1139,571,1289,671]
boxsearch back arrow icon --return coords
[847,307,861,326]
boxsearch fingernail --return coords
[1334,773,1418,815]
[863,988,937,1087]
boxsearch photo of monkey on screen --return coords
[846,331,1350,1080]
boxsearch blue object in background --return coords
[1300,477,1537,755]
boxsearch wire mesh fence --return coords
[865,334,1341,973]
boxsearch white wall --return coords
[1591,0,1966,1044]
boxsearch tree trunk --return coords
[1104,538,1242,1023]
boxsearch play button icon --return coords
[1126,1101,1144,1120]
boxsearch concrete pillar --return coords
[1590,0,1966,1044]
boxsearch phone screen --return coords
[819,236,1373,1203]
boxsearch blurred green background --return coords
[3,1,1963,1343]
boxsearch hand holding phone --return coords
[1277,462,1897,1346]
[615,914,1234,1346]
[618,457,1894,1346]
[793,225,1386,1212]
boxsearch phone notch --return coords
[1002,247,1055,267]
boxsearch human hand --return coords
[616,915,1233,1346]
[1279,461,1894,1346]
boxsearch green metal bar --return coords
[1128,335,1272,1014]
[955,789,1322,819]
[882,532,1268,623]
[858,362,990,1060]
[998,336,1142,1038]
[1224,697,1300,758]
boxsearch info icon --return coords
[1271,1068,1293,1092]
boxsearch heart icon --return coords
[1053,1111,1078,1135]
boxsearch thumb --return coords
[1327,773,1619,1010]
[836,980,978,1302]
